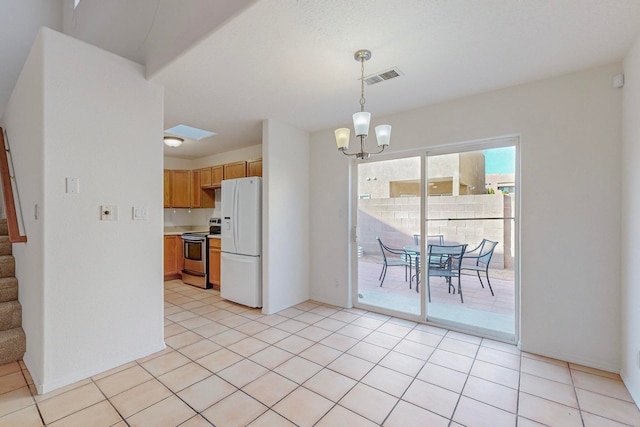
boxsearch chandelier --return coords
[334,49,391,160]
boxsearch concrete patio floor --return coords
[356,257,516,340]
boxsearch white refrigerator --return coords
[221,177,262,308]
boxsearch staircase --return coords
[0,219,25,365]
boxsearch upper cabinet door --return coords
[224,161,247,180]
[247,159,262,177]
[171,170,191,208]
[211,165,223,186]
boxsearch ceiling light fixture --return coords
[163,136,184,148]
[335,49,391,160]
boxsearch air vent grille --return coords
[364,67,403,85]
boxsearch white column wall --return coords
[310,63,623,372]
[621,33,640,404]
[262,119,310,314]
[3,28,165,393]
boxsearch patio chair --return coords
[376,237,412,287]
[407,234,446,291]
[461,239,498,296]
[425,244,468,303]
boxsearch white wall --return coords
[2,28,165,393]
[621,33,640,403]
[262,120,310,314]
[191,144,262,169]
[310,63,623,372]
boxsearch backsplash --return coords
[164,208,214,227]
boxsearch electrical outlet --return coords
[100,205,118,221]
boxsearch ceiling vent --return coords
[363,67,403,85]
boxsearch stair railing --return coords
[0,128,27,243]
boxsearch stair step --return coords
[0,327,25,366]
[0,236,11,256]
[0,255,15,278]
[0,277,18,303]
[0,219,7,237]
[0,300,21,331]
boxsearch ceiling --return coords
[3,0,640,160]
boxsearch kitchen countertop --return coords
[164,226,209,236]
[208,234,222,239]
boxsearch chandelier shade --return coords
[335,49,391,160]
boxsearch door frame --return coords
[349,135,521,344]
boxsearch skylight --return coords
[164,125,216,140]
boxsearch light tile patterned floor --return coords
[1,280,639,426]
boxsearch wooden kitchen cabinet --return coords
[200,167,212,188]
[192,169,215,208]
[208,238,221,290]
[163,170,171,208]
[164,235,184,280]
[200,165,224,188]
[247,159,262,177]
[224,161,247,180]
[168,169,191,208]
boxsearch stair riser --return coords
[0,285,17,304]
[0,302,22,331]
[0,328,26,366]
[0,224,8,237]
[0,239,11,256]
[0,258,15,278]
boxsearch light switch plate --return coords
[66,177,79,194]
[132,207,148,220]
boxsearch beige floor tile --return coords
[522,352,568,367]
[417,362,468,393]
[157,362,212,392]
[581,411,633,427]
[0,371,26,395]
[462,375,518,413]
[519,372,578,408]
[518,392,583,427]
[328,353,375,380]
[249,345,294,369]
[314,317,348,332]
[320,332,359,351]
[309,306,340,318]
[0,363,21,378]
[91,361,138,381]
[178,339,222,360]
[109,379,172,419]
[49,400,122,427]
[576,388,640,426]
[362,331,402,349]
[0,404,43,426]
[196,348,243,373]
[274,356,322,384]
[393,340,436,361]
[126,395,196,427]
[338,324,374,340]
[316,404,379,427]
[294,312,325,325]
[402,379,459,419]
[303,368,356,402]
[329,310,361,323]
[429,348,474,373]
[208,329,249,347]
[361,365,413,398]
[338,383,399,424]
[166,331,210,349]
[470,360,520,389]
[404,329,445,347]
[227,336,270,357]
[201,390,267,427]
[476,346,521,371]
[176,375,237,412]
[180,415,215,427]
[414,323,448,336]
[192,321,229,338]
[140,351,190,377]
[256,314,288,327]
[217,314,251,328]
[480,339,520,355]
[242,371,298,406]
[164,323,188,338]
[298,343,342,366]
[453,396,516,427]
[95,365,154,397]
[446,330,483,345]
[295,325,332,342]
[438,336,480,358]
[277,307,305,318]
[38,382,105,424]
[516,417,547,426]
[384,400,449,427]
[247,409,297,426]
[377,322,412,338]
[217,359,268,388]
[521,357,572,385]
[276,319,308,334]
[234,320,270,336]
[177,315,213,330]
[350,315,385,330]
[379,351,425,377]
[347,341,390,364]
[273,387,334,427]
[166,310,199,323]
[572,370,633,402]
[252,327,291,344]
[33,378,92,403]
[274,335,314,354]
[134,347,173,365]
[0,386,34,417]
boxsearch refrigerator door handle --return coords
[233,182,239,252]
